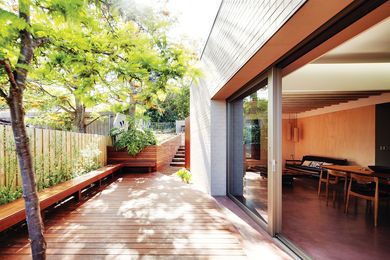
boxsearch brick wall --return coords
[202,0,306,95]
[191,0,305,195]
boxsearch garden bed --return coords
[107,134,182,171]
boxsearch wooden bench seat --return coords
[120,161,156,173]
[107,146,158,172]
[0,164,122,233]
[108,159,156,172]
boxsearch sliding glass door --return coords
[227,69,282,231]
[228,76,270,223]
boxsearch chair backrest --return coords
[327,169,346,184]
[350,173,378,185]
[328,169,346,178]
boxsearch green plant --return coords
[110,119,157,156]
[176,168,192,184]
[73,144,102,176]
[0,187,22,206]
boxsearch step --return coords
[176,151,185,155]
[170,162,185,167]
[175,154,185,158]
[172,158,185,162]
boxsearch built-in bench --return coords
[0,164,122,233]
[0,136,183,233]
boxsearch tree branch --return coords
[32,81,77,112]
[0,59,15,101]
[0,88,8,100]
[58,105,75,114]
[86,115,102,127]
[32,37,51,48]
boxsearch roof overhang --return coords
[211,0,390,100]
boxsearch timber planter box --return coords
[107,134,182,172]
[107,146,157,172]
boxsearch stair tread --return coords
[170,147,186,166]
[170,163,185,166]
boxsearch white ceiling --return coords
[282,17,390,93]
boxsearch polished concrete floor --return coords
[243,173,390,259]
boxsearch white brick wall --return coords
[191,0,305,195]
[190,76,211,194]
[202,0,305,96]
[210,100,226,195]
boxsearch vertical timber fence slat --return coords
[0,125,110,193]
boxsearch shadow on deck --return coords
[0,171,291,259]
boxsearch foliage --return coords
[26,112,74,131]
[0,0,197,203]
[176,168,192,184]
[0,1,111,255]
[3,0,200,132]
[0,127,103,205]
[110,119,157,156]
[0,186,23,205]
[243,98,268,118]
[146,84,189,122]
[74,144,102,176]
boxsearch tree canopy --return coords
[0,1,199,258]
[1,0,199,132]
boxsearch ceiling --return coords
[283,90,389,114]
[282,17,390,113]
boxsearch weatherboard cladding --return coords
[201,0,305,95]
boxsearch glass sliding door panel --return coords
[228,84,269,222]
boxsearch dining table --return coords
[321,164,390,188]
[321,164,390,182]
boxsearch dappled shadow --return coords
[0,171,248,258]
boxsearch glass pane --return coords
[228,83,269,222]
[242,86,269,221]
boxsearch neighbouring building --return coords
[190,1,390,259]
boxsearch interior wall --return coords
[282,119,296,165]
[289,105,375,166]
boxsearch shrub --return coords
[177,168,192,184]
[73,144,102,176]
[110,119,157,156]
[0,187,22,206]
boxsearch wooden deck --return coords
[0,173,248,259]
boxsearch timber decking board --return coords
[0,164,122,233]
[0,173,248,258]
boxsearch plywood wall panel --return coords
[291,105,375,166]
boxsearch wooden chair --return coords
[325,170,348,207]
[318,168,328,196]
[345,173,379,226]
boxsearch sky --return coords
[125,0,222,54]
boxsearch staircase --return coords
[170,145,185,167]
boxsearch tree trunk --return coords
[128,104,136,117]
[128,91,136,117]
[0,2,47,259]
[8,89,47,260]
[74,98,86,133]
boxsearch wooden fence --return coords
[0,125,111,190]
[86,115,113,136]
